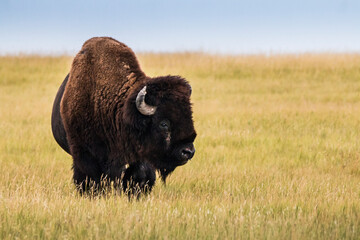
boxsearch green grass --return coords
[1,53,360,239]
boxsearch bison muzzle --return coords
[51,37,196,196]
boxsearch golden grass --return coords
[0,53,360,239]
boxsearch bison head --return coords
[124,76,196,181]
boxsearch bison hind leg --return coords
[122,162,156,198]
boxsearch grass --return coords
[1,53,360,239]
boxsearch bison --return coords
[51,37,196,195]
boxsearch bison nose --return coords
[180,147,195,160]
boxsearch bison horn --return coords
[136,86,157,115]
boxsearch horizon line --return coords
[1,50,360,58]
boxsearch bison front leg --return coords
[73,165,92,194]
[122,161,156,197]
[71,146,104,194]
[73,164,105,195]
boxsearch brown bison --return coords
[51,37,196,195]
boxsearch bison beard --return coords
[51,37,196,196]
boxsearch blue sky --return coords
[1,0,360,54]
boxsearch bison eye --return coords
[159,120,170,131]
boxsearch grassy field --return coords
[1,53,360,239]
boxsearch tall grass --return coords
[0,54,360,239]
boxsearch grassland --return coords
[0,53,360,239]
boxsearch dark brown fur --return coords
[56,37,196,194]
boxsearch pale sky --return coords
[1,0,360,54]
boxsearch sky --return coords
[1,0,360,55]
